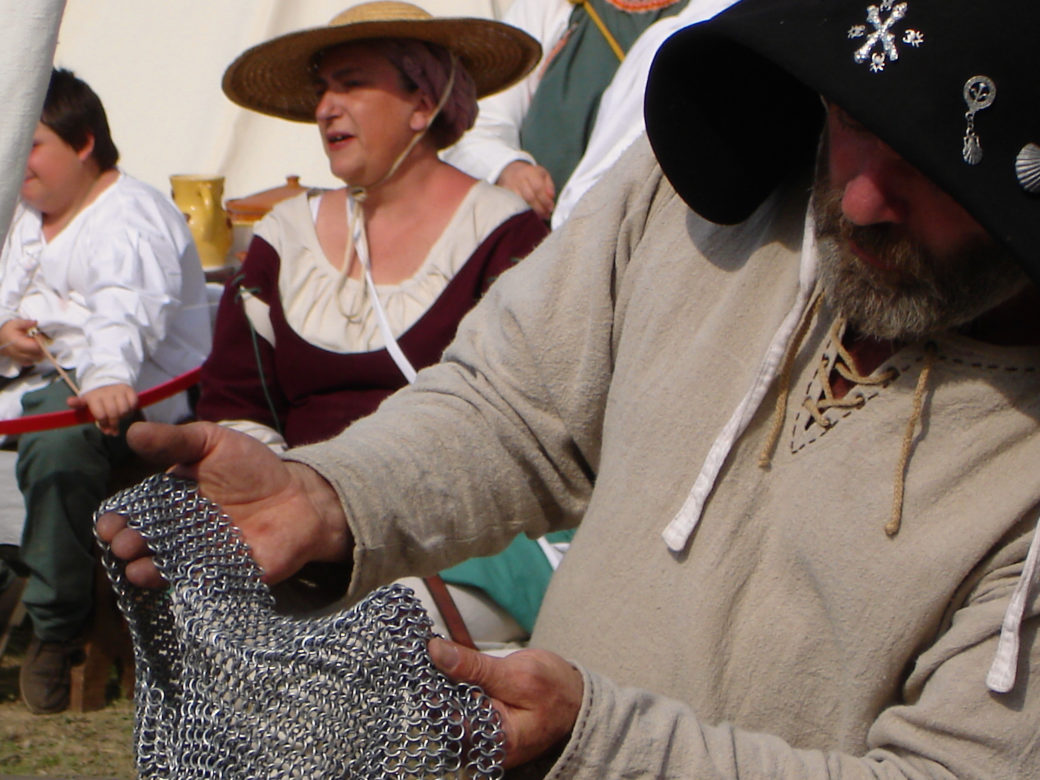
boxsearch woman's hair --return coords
[318,39,478,150]
[41,68,120,171]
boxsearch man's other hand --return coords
[429,638,583,769]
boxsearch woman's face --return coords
[313,43,432,186]
[22,122,93,214]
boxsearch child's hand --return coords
[0,318,45,365]
[68,383,138,435]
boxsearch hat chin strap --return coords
[335,54,459,383]
[348,53,458,203]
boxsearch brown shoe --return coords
[19,634,83,714]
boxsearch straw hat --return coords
[222,1,540,123]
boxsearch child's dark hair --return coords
[41,68,119,170]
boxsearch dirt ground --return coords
[0,620,136,779]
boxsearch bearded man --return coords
[101,0,1040,776]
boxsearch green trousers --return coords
[16,376,131,641]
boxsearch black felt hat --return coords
[644,0,1040,284]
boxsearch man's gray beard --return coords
[812,168,1028,342]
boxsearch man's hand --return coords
[0,318,44,365]
[428,638,583,769]
[496,161,556,220]
[68,382,137,435]
[95,421,353,588]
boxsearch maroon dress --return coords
[197,207,548,447]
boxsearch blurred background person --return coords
[552,0,736,226]
[0,68,211,714]
[441,0,690,220]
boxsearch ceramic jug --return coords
[225,175,308,225]
[169,174,233,269]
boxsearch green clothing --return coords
[16,376,131,641]
[440,530,574,632]
[520,0,687,190]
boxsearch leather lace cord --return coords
[423,574,478,650]
[802,317,899,428]
[758,306,937,537]
[759,294,824,468]
[886,341,936,536]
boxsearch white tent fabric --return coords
[0,0,66,546]
[52,0,507,204]
[0,0,66,244]
[0,0,505,545]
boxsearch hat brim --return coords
[645,25,823,227]
[223,16,540,123]
[645,0,1040,285]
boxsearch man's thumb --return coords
[429,637,491,686]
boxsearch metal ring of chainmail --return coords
[95,472,506,779]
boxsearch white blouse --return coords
[246,180,530,353]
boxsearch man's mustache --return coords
[814,186,928,284]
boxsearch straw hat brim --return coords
[222,12,540,123]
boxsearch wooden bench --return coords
[68,453,162,712]
[68,558,135,712]
[0,445,179,711]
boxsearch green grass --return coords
[0,622,136,779]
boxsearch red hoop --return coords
[0,367,202,436]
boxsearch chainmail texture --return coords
[95,472,505,779]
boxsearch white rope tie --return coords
[329,55,460,385]
[987,511,1040,693]
[662,209,819,552]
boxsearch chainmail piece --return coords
[95,472,505,779]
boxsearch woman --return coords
[198,2,556,648]
[199,1,545,449]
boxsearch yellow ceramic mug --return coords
[169,174,233,269]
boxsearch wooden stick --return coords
[28,327,82,396]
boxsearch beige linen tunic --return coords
[290,138,1040,778]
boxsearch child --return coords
[0,69,211,713]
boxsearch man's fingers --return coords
[429,637,493,685]
[124,557,167,589]
[428,639,583,768]
[126,420,211,468]
[106,525,151,561]
[100,519,152,566]
[94,511,127,543]
[95,513,167,588]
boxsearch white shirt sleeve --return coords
[71,218,186,392]
[440,0,573,184]
[0,204,38,377]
